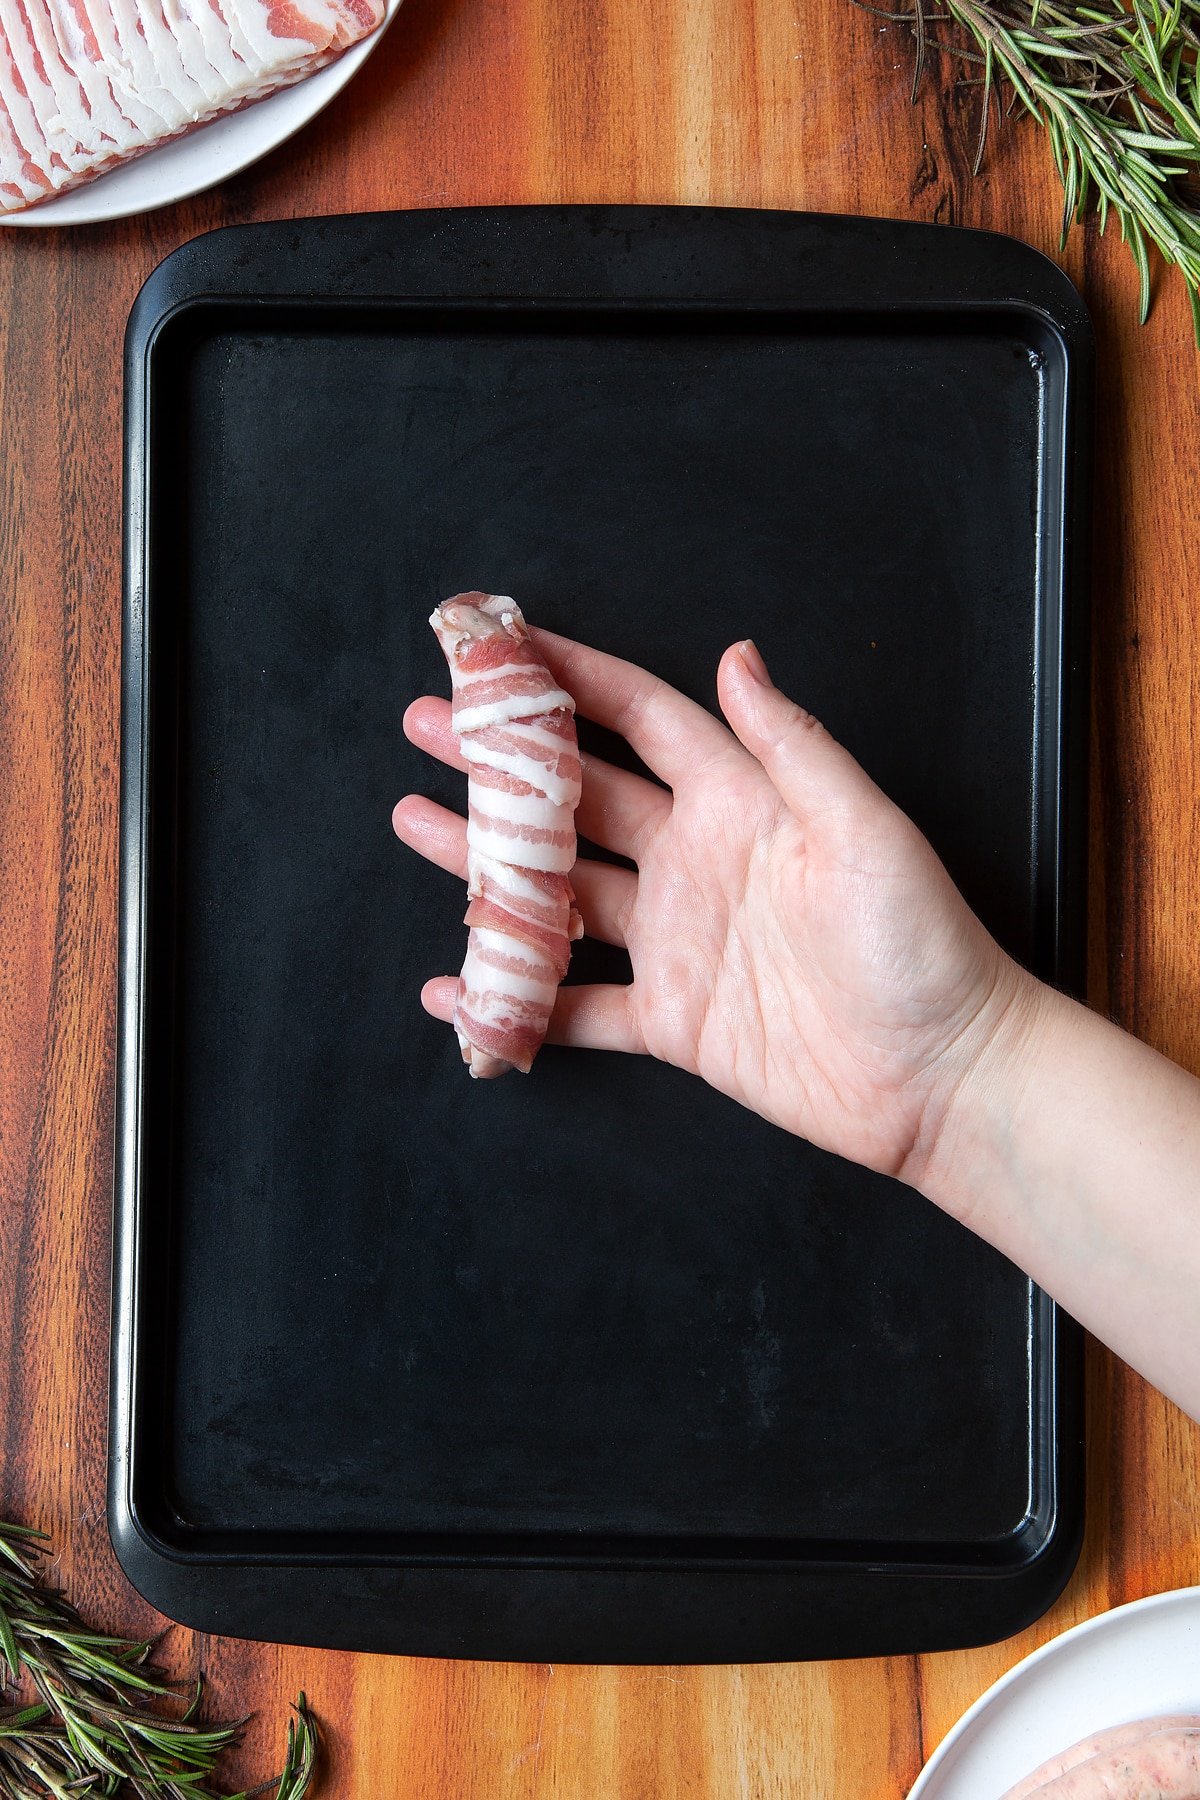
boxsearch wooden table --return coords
[3,3,1199,1794]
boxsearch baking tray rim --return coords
[111,204,1090,1658]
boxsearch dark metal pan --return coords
[114,206,1091,1661]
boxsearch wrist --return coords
[902,958,1066,1223]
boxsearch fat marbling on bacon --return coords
[430,592,583,1080]
[0,0,386,213]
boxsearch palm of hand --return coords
[395,630,1015,1184]
[621,757,1005,1178]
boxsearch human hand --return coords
[394,631,1040,1186]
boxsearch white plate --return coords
[1,0,401,228]
[908,1586,1200,1799]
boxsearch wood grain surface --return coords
[2,2,1199,1795]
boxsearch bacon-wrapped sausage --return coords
[429,593,583,1078]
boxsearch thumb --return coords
[717,639,883,821]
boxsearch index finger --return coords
[532,627,744,787]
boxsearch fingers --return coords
[420,976,645,1057]
[716,639,883,822]
[403,696,669,857]
[392,796,636,949]
[402,698,468,773]
[532,628,743,788]
[391,794,466,873]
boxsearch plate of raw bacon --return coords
[0,0,402,227]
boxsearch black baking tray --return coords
[114,205,1091,1663]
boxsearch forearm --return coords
[918,972,1200,1421]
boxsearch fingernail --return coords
[739,639,771,686]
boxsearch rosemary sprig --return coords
[859,0,1200,337]
[0,1522,319,1800]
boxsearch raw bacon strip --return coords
[214,0,331,65]
[0,37,73,198]
[125,0,236,116]
[78,0,189,131]
[35,0,153,152]
[164,0,249,92]
[54,0,171,136]
[140,0,231,110]
[430,593,583,1080]
[0,86,55,200]
[323,0,374,45]
[0,0,104,165]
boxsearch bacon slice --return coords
[430,593,583,1080]
[0,86,56,203]
[0,0,385,212]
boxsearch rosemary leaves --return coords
[861,0,1200,336]
[0,1520,318,1800]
